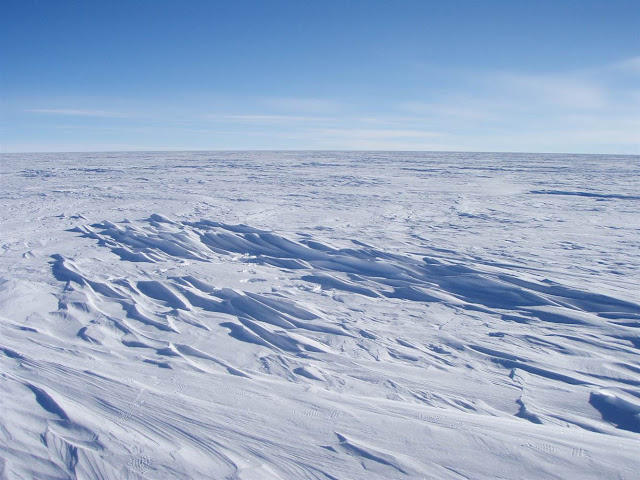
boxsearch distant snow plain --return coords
[1,151,639,479]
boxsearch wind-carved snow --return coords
[1,151,639,479]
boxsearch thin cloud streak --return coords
[203,114,341,124]
[495,73,607,109]
[260,97,343,114]
[26,108,136,118]
[306,128,445,140]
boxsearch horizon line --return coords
[2,148,638,156]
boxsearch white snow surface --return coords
[1,151,639,479]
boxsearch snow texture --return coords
[1,151,639,479]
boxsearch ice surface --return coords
[1,151,639,479]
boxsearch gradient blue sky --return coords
[2,0,639,153]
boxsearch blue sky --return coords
[1,0,638,153]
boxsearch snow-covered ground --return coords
[1,151,639,479]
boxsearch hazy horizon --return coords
[3,148,640,156]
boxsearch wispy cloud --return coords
[285,127,450,150]
[397,101,495,121]
[606,56,640,75]
[308,128,444,140]
[260,97,343,114]
[203,113,339,124]
[390,55,640,153]
[494,73,606,109]
[26,108,135,118]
